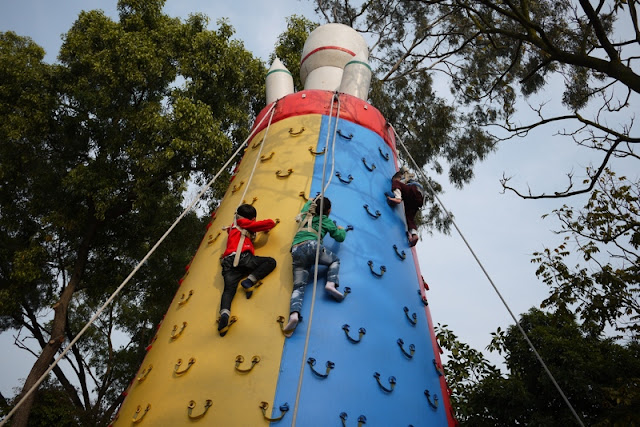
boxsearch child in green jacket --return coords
[283,196,346,337]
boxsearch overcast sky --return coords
[1,0,636,401]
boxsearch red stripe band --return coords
[300,45,356,66]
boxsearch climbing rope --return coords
[229,105,277,267]
[238,105,276,204]
[390,125,585,427]
[0,103,278,427]
[291,92,342,426]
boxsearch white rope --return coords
[228,106,277,267]
[0,103,278,427]
[238,105,277,204]
[291,92,341,426]
[390,125,585,427]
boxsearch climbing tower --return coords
[113,23,454,426]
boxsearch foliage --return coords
[434,324,499,420]
[475,308,640,426]
[312,0,639,200]
[0,0,266,424]
[439,309,640,425]
[8,382,80,427]
[533,169,640,340]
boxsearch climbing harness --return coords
[0,102,279,427]
[389,125,585,427]
[222,215,253,267]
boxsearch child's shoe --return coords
[409,234,419,247]
[241,278,254,299]
[218,312,230,337]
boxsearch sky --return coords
[1,0,637,403]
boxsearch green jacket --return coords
[291,200,346,247]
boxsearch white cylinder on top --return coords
[300,23,369,91]
[266,57,294,104]
[304,66,344,92]
[339,54,372,100]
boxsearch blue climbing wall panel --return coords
[273,111,448,426]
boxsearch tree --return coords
[476,308,640,426]
[0,0,266,424]
[435,324,499,421]
[438,310,640,425]
[533,168,640,340]
[311,0,638,200]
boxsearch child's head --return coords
[236,204,257,220]
[392,171,404,181]
[313,196,331,216]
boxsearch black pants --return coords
[219,251,276,312]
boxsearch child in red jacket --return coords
[218,204,276,336]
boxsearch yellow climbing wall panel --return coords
[113,114,322,426]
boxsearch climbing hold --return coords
[187,399,213,420]
[363,204,381,219]
[361,157,376,171]
[373,372,396,393]
[307,357,335,378]
[403,307,417,326]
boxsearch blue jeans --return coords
[290,240,340,314]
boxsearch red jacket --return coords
[221,217,276,258]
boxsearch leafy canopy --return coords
[0,0,266,424]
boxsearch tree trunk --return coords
[11,217,98,427]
